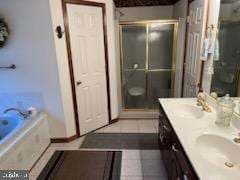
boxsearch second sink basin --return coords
[195,134,240,171]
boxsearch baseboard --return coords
[110,117,119,124]
[51,134,79,143]
[51,118,119,143]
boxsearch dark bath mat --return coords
[80,133,159,150]
[37,151,122,180]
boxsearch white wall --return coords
[49,0,119,127]
[0,0,69,138]
[173,0,188,18]
[116,6,173,21]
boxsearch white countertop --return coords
[159,98,240,180]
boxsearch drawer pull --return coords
[163,125,170,132]
[183,174,189,180]
[172,144,179,152]
[160,133,165,143]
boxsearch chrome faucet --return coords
[4,108,29,119]
[233,133,240,144]
[197,92,212,112]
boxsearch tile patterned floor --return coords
[29,119,167,180]
[97,120,158,133]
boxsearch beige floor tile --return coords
[121,120,139,133]
[138,120,157,133]
[140,150,161,160]
[152,120,158,130]
[121,159,143,176]
[143,177,167,180]
[29,175,37,180]
[121,176,144,180]
[30,159,48,176]
[102,122,121,133]
[40,148,55,160]
[122,150,141,160]
[142,160,166,177]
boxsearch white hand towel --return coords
[213,38,219,61]
[208,38,215,54]
[201,38,210,61]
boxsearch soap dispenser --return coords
[216,94,235,126]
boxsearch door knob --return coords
[76,81,82,86]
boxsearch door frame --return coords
[62,0,111,136]
[181,1,191,97]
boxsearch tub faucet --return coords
[4,108,29,119]
[233,133,240,144]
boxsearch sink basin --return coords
[195,134,240,171]
[231,118,240,131]
[173,104,204,119]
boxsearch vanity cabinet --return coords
[159,103,199,180]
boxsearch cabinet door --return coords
[159,103,198,180]
[159,116,172,147]
[172,140,199,180]
[159,104,173,148]
[175,148,198,180]
[169,149,183,180]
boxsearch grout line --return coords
[140,152,144,178]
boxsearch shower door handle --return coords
[76,81,82,86]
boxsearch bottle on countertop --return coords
[216,94,235,126]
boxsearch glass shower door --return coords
[121,25,147,109]
[120,21,177,111]
[147,24,175,109]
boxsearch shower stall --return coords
[120,20,178,111]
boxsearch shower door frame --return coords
[119,20,179,111]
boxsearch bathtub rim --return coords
[0,113,48,158]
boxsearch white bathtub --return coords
[0,113,50,170]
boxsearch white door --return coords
[66,4,109,135]
[183,0,208,97]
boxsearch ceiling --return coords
[114,0,180,7]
